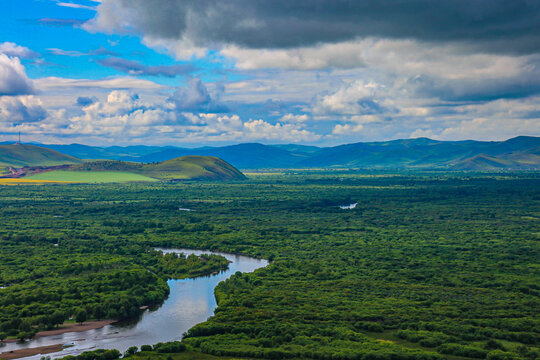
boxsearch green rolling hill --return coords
[1,144,246,182]
[142,156,247,180]
[0,144,83,167]
[70,156,246,181]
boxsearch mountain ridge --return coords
[7,136,540,170]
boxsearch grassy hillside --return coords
[70,156,246,181]
[0,144,83,167]
[450,154,516,170]
[0,143,245,182]
[143,156,246,180]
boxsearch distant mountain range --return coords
[2,136,539,170]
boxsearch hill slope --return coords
[71,156,246,181]
[450,154,517,170]
[143,156,247,180]
[0,144,83,167]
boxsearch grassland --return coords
[0,178,75,185]
[27,170,158,183]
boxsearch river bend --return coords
[2,249,268,359]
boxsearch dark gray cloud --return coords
[89,0,540,54]
[407,64,540,102]
[96,57,196,77]
[168,78,228,113]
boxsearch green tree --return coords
[124,346,138,356]
[51,310,65,328]
[75,309,87,324]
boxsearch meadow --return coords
[27,170,158,183]
[0,178,75,185]
[0,171,538,360]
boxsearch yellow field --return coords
[0,178,76,185]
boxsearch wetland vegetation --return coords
[0,171,538,360]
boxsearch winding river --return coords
[1,249,268,359]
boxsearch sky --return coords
[0,0,539,147]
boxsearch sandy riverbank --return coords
[0,343,64,360]
[35,320,117,337]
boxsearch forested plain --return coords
[0,171,538,360]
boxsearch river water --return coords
[1,249,268,359]
[339,203,357,209]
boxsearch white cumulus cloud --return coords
[280,114,309,123]
[0,54,35,96]
[0,42,39,59]
[0,95,47,123]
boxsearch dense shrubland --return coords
[0,171,538,360]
